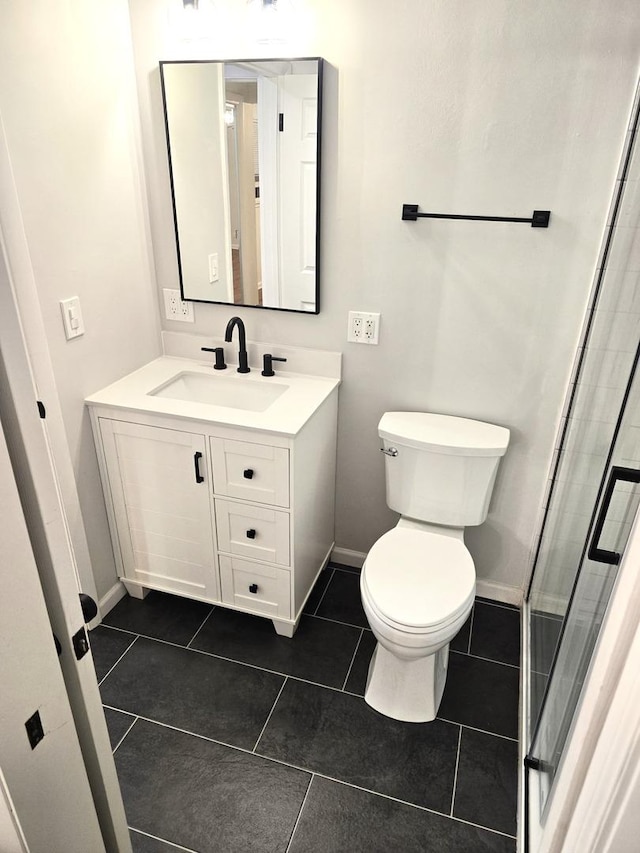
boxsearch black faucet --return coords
[225,316,250,373]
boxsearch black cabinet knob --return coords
[246,529,257,539]
[243,468,254,479]
[249,583,258,594]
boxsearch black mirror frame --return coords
[159,57,324,315]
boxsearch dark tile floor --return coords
[90,563,521,853]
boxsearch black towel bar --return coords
[402,204,550,228]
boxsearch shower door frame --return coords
[521,506,640,852]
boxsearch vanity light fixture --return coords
[167,0,215,40]
[247,0,297,43]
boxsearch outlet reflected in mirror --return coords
[160,58,323,314]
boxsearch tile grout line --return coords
[310,612,369,631]
[466,606,475,655]
[96,634,139,687]
[341,628,364,691]
[450,649,520,671]
[116,712,517,841]
[186,606,217,649]
[252,677,289,753]
[111,715,139,754]
[475,599,521,613]
[310,568,335,615]
[438,718,518,743]
[284,774,315,853]
[129,826,200,853]
[449,726,463,817]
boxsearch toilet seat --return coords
[362,528,475,633]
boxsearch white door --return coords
[277,73,318,311]
[0,421,105,853]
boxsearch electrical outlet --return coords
[348,311,380,344]
[163,288,194,323]
[363,313,381,344]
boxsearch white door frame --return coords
[528,507,640,852]
[0,112,131,852]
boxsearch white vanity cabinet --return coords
[89,382,338,637]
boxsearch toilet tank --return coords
[379,412,510,526]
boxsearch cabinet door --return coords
[99,420,218,600]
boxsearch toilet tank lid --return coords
[378,412,510,457]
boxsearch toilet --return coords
[360,411,510,723]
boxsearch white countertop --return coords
[85,356,340,436]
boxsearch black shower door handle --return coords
[588,465,640,565]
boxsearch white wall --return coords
[0,1,637,602]
[0,0,161,599]
[130,0,640,598]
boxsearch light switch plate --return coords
[208,253,219,283]
[60,296,85,340]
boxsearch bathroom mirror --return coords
[160,58,323,314]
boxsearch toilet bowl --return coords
[361,524,475,722]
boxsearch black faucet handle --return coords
[201,346,227,370]
[261,354,287,377]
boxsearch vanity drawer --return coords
[210,438,289,507]
[219,555,290,619]
[215,499,290,566]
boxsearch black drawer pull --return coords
[246,529,257,539]
[249,583,258,594]
[194,452,204,484]
[243,468,254,479]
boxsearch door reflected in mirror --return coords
[160,58,323,314]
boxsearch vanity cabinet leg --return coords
[122,581,149,600]
[272,615,300,638]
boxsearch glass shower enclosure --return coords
[525,85,640,847]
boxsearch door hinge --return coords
[278,112,284,132]
[37,400,46,419]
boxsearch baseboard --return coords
[475,578,523,607]
[98,580,127,620]
[331,547,366,569]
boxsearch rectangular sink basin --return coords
[149,371,288,412]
